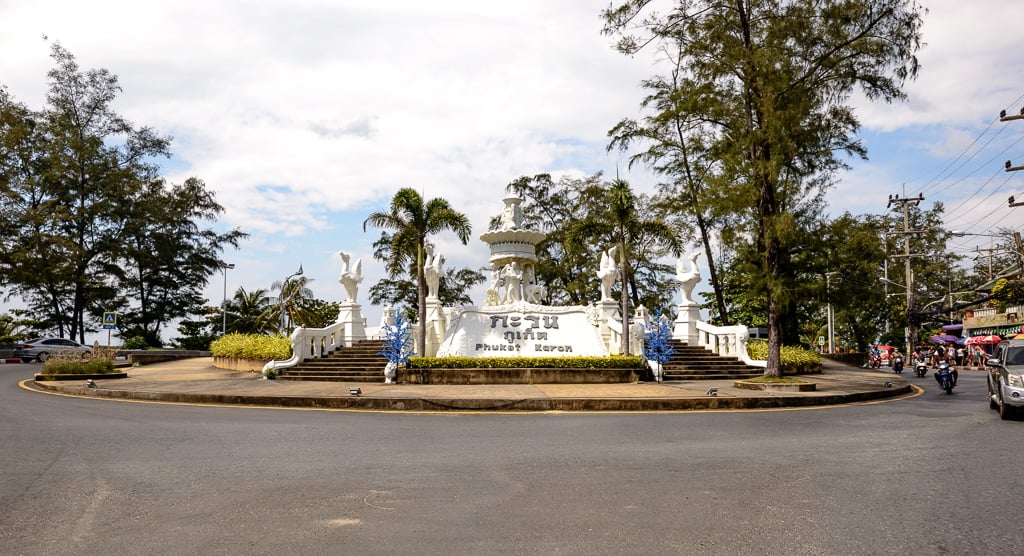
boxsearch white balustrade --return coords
[606,317,624,355]
[262,319,364,377]
[693,321,767,368]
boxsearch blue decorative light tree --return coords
[378,311,413,383]
[643,310,675,382]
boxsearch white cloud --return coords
[854,0,1023,131]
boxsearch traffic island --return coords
[34,372,129,381]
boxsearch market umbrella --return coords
[966,335,1001,345]
[929,334,960,343]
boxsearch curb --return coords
[0,358,23,364]
[26,380,914,412]
[33,372,129,381]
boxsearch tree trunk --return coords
[695,212,729,325]
[766,294,783,377]
[760,187,783,378]
[416,243,427,357]
[619,243,630,356]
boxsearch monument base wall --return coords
[398,367,637,385]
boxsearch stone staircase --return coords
[276,339,387,383]
[658,339,763,381]
[275,338,762,383]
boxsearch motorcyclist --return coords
[912,349,928,374]
[932,343,947,366]
[892,352,904,373]
[869,345,881,368]
[933,353,958,387]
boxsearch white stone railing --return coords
[694,321,767,368]
[262,320,364,377]
[606,317,624,355]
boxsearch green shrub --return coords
[123,336,148,350]
[209,334,292,360]
[747,340,822,373]
[40,354,115,375]
[409,355,644,369]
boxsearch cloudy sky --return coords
[1,0,1022,337]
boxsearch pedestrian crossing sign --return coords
[102,312,117,329]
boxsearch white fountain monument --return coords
[434,196,609,358]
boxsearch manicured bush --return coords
[39,354,115,375]
[409,355,644,369]
[747,340,822,373]
[123,336,148,350]
[209,334,292,360]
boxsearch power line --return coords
[944,171,1017,228]
[906,92,1024,207]
[921,122,1008,197]
[930,129,1021,201]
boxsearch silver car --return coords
[986,339,1024,420]
[14,337,92,362]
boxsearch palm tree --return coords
[608,179,635,355]
[226,287,272,334]
[268,276,315,334]
[571,179,681,355]
[364,188,472,356]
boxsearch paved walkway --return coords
[24,357,921,412]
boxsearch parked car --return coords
[13,338,92,362]
[985,339,1024,419]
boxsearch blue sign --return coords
[102,312,117,330]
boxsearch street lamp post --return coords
[826,272,838,354]
[279,264,304,334]
[221,263,235,335]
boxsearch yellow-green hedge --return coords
[40,357,115,375]
[210,334,292,360]
[747,341,822,373]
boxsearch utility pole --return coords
[887,193,926,358]
[973,246,1000,281]
[1002,107,1024,275]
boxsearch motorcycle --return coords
[934,361,956,394]
[868,354,882,369]
[914,358,928,377]
[892,354,904,374]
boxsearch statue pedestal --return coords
[422,299,447,357]
[336,302,367,347]
[596,299,621,355]
[673,303,701,345]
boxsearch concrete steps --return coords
[658,340,763,381]
[276,339,387,382]
[275,338,763,383]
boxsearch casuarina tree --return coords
[602,0,924,375]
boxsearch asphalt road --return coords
[2,366,1023,555]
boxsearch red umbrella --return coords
[965,335,1001,345]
